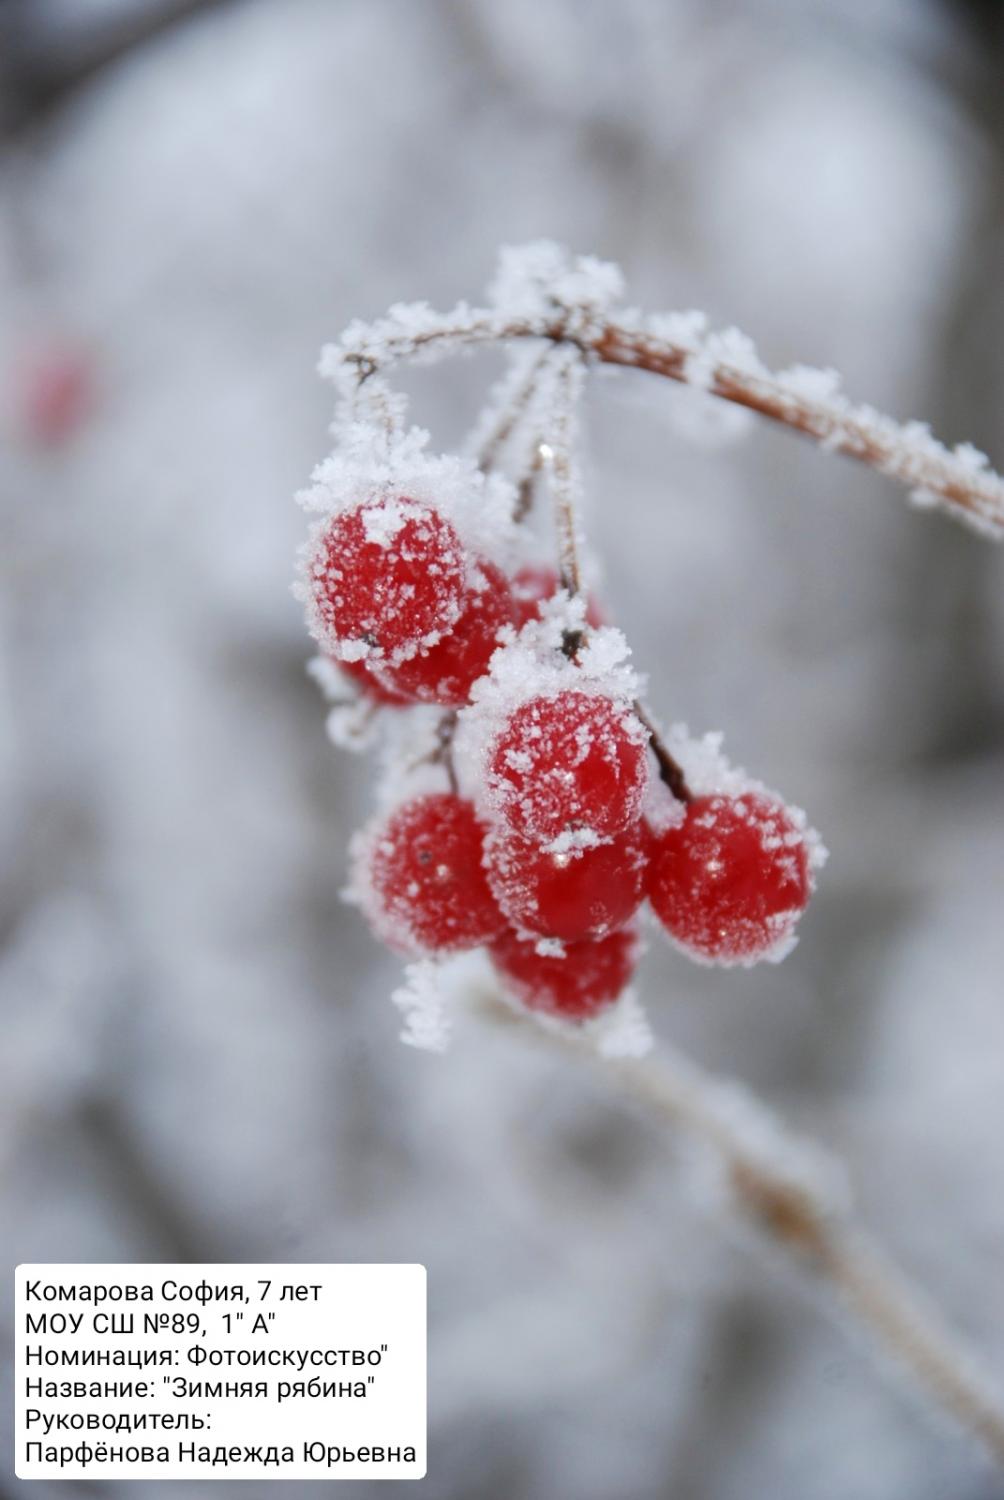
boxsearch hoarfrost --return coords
[392,961,452,1053]
[488,239,624,329]
[586,988,652,1059]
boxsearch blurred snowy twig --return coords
[474,989,1004,1466]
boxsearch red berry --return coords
[374,560,515,707]
[490,926,639,1020]
[511,565,605,629]
[487,690,648,844]
[337,656,410,706]
[357,793,504,955]
[308,498,467,661]
[646,792,811,965]
[484,824,647,942]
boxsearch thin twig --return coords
[435,712,459,795]
[474,346,556,473]
[474,994,1004,1465]
[328,308,1004,537]
[403,711,458,792]
[633,700,693,803]
[513,446,544,523]
[544,352,585,598]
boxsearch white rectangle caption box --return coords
[15,1264,426,1480]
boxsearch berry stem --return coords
[435,712,459,795]
[345,369,404,448]
[543,351,586,598]
[474,345,556,475]
[633,701,693,803]
[404,712,459,793]
[512,445,544,523]
[475,993,1004,1467]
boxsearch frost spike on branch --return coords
[325,255,1004,539]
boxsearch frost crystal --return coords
[586,988,652,1059]
[392,962,451,1053]
[488,239,625,330]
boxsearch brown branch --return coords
[590,324,1002,534]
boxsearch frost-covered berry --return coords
[490,926,639,1020]
[511,565,604,630]
[338,656,410,706]
[484,824,647,942]
[354,793,504,955]
[646,792,812,965]
[487,690,648,845]
[374,560,515,707]
[307,497,467,662]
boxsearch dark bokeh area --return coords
[2,3,1003,1497]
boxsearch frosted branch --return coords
[321,273,1004,539]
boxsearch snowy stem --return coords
[342,370,404,449]
[543,350,587,598]
[473,345,556,475]
[474,994,1004,1466]
[513,444,545,523]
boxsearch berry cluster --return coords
[300,455,824,1041]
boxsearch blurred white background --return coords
[1,2,1003,1496]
